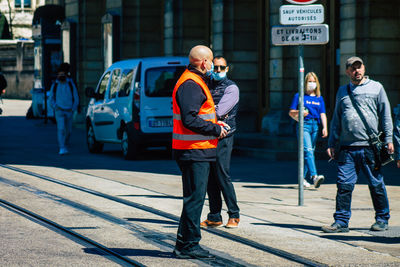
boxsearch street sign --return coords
[280,5,324,25]
[271,24,329,46]
[285,0,318,4]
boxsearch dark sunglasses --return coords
[214,65,227,71]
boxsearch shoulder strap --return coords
[346,84,375,139]
[53,81,77,103]
[68,81,75,103]
[53,82,58,101]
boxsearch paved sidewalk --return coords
[1,99,400,266]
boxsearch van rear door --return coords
[139,59,187,134]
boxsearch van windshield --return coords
[145,66,186,97]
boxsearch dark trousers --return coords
[334,147,390,227]
[175,160,210,249]
[207,135,240,221]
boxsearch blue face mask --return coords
[212,71,226,81]
[206,62,214,77]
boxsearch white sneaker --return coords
[313,175,325,188]
[59,148,69,155]
[303,180,311,188]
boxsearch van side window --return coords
[118,68,134,97]
[145,66,185,97]
[97,72,110,100]
[132,63,141,98]
[109,69,121,99]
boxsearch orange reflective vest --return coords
[172,69,218,150]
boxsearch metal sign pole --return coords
[272,1,329,206]
[298,45,304,206]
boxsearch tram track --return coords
[0,163,326,266]
[0,198,144,267]
[0,176,248,267]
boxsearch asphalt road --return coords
[0,100,398,187]
[1,99,400,266]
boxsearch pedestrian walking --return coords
[289,72,327,188]
[49,63,79,155]
[0,67,7,96]
[200,56,240,229]
[0,67,7,115]
[322,56,394,233]
[172,45,228,259]
[394,104,400,168]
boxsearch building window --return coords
[15,0,31,9]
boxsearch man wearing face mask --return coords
[49,63,79,155]
[172,45,228,259]
[200,56,240,229]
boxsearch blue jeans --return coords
[334,147,390,227]
[297,119,319,181]
[55,109,73,150]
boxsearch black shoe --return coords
[321,222,349,233]
[370,221,388,231]
[173,246,215,259]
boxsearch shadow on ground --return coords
[84,247,173,258]
[1,115,399,185]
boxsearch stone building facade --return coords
[0,39,34,99]
[45,0,400,134]
[0,0,45,100]
[0,0,45,39]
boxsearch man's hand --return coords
[397,160,400,168]
[217,121,230,139]
[217,121,230,130]
[327,147,335,160]
[218,126,228,139]
[387,142,394,154]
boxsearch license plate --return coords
[148,117,173,127]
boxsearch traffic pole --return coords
[298,45,304,206]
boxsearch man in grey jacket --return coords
[322,56,394,233]
[394,104,400,168]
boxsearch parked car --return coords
[85,57,188,159]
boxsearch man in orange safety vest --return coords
[172,45,228,259]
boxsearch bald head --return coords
[189,45,213,73]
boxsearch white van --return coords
[85,57,188,159]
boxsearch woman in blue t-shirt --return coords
[289,72,328,188]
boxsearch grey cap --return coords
[346,56,363,68]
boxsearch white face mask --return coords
[307,82,317,91]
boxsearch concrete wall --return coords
[339,0,400,103]
[77,0,105,107]
[225,0,259,132]
[0,40,34,99]
[45,0,400,132]
[121,0,163,58]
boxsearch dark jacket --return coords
[173,65,221,161]
[210,78,239,136]
[0,72,7,92]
